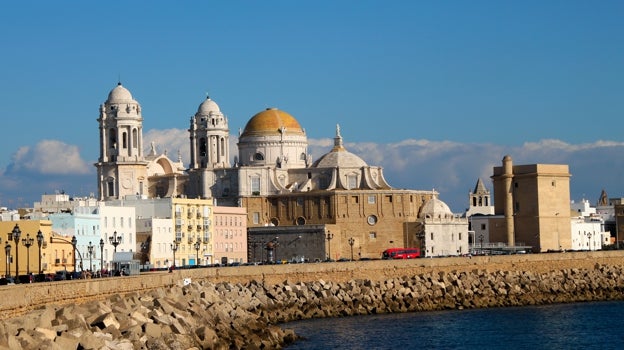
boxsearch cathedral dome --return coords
[197,97,221,115]
[314,149,367,168]
[107,83,135,103]
[313,125,367,168]
[241,108,304,137]
[419,197,453,219]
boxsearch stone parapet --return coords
[0,251,623,348]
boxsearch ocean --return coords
[284,300,624,349]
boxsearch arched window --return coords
[109,129,117,148]
[199,138,207,157]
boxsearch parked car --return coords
[54,270,69,281]
[17,274,34,284]
[0,277,16,285]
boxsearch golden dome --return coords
[241,108,304,137]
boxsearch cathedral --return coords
[95,83,468,260]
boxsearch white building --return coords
[0,207,20,221]
[570,216,609,251]
[99,204,136,271]
[136,217,172,268]
[571,199,597,217]
[418,197,469,257]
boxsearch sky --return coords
[0,1,623,212]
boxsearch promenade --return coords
[0,251,623,348]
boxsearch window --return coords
[254,152,264,161]
[367,215,378,226]
[107,181,115,197]
[430,232,434,240]
[481,223,486,230]
[253,212,260,225]
[368,195,376,204]
[251,176,260,194]
[348,175,357,189]
[369,232,377,239]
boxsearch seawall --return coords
[0,251,623,348]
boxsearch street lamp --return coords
[4,240,10,278]
[36,230,44,275]
[71,236,77,274]
[348,237,355,261]
[109,232,121,253]
[99,238,104,276]
[22,234,34,276]
[326,231,334,261]
[10,224,21,281]
[87,241,94,271]
[194,239,201,266]
[170,240,179,269]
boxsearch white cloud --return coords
[2,132,624,213]
[8,140,90,175]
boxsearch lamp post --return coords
[109,232,121,253]
[194,239,201,266]
[99,238,104,276]
[348,237,355,261]
[326,231,334,261]
[71,236,77,274]
[36,230,44,275]
[170,240,179,269]
[273,237,279,263]
[11,224,21,281]
[4,240,10,278]
[87,241,94,271]
[479,234,484,254]
[22,234,34,276]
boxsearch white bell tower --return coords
[95,83,148,200]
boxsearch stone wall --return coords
[0,251,623,348]
[1,251,623,319]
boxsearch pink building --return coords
[212,206,247,265]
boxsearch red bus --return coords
[382,248,421,259]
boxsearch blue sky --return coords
[1,1,623,211]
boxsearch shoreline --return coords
[0,252,623,348]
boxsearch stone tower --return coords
[188,96,231,170]
[95,83,147,200]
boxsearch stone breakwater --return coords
[1,262,624,349]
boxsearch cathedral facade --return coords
[96,83,466,260]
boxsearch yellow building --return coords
[0,220,54,278]
[170,197,215,267]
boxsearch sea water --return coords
[285,300,624,349]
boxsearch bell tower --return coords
[95,83,148,200]
[189,96,230,170]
